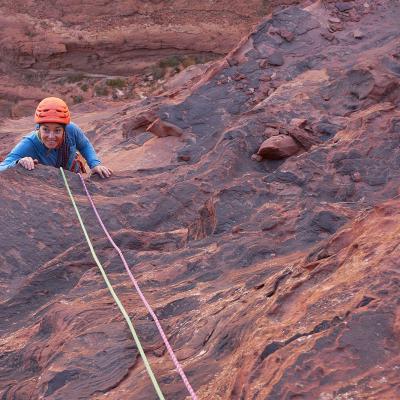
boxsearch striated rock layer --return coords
[1,1,400,399]
[0,0,303,117]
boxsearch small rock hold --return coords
[261,219,278,231]
[153,348,165,357]
[251,154,263,162]
[279,29,295,42]
[328,17,341,23]
[335,2,354,12]
[290,118,308,128]
[351,172,362,182]
[232,73,246,81]
[268,26,280,35]
[270,81,279,89]
[178,154,191,162]
[260,74,272,81]
[321,31,335,41]
[265,127,280,136]
[329,22,344,32]
[232,226,243,234]
[267,52,284,67]
[353,29,364,39]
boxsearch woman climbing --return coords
[0,97,112,178]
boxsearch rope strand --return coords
[60,167,165,400]
[77,172,198,400]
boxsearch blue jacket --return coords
[0,122,101,172]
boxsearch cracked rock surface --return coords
[1,1,400,399]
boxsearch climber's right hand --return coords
[18,157,38,171]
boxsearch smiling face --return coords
[39,123,65,149]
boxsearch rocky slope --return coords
[1,0,400,399]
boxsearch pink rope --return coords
[78,173,198,400]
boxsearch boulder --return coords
[257,135,300,159]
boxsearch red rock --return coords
[351,172,362,182]
[287,126,321,150]
[1,2,400,400]
[232,73,246,81]
[278,29,295,42]
[328,17,342,23]
[267,51,285,66]
[251,153,263,162]
[321,31,335,42]
[265,127,280,136]
[336,2,354,12]
[290,118,308,128]
[268,26,281,35]
[122,109,158,137]
[178,154,191,161]
[146,118,183,137]
[259,74,272,81]
[257,135,301,159]
[353,29,364,39]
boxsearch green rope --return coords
[60,167,165,400]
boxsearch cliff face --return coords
[1,0,303,70]
[0,0,302,118]
[1,1,400,399]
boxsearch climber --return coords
[0,97,112,178]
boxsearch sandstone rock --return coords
[267,51,284,66]
[133,132,153,146]
[278,29,295,42]
[1,2,400,400]
[122,109,158,137]
[328,17,342,23]
[353,29,364,39]
[336,2,354,12]
[321,31,336,41]
[232,73,246,81]
[351,171,362,182]
[287,126,321,150]
[265,127,280,136]
[251,153,263,162]
[146,118,183,138]
[261,218,278,231]
[10,99,38,118]
[257,135,300,159]
[290,118,308,128]
[178,154,191,161]
[259,74,272,81]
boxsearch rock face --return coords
[0,0,303,117]
[1,1,400,399]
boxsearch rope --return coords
[77,173,198,400]
[60,167,165,400]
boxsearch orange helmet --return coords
[34,97,71,124]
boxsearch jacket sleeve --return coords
[73,125,101,169]
[0,137,37,172]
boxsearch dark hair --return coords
[56,134,70,169]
